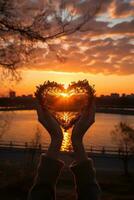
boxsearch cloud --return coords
[0,0,134,75]
[26,35,134,75]
[109,0,134,18]
[26,12,134,76]
[110,20,134,34]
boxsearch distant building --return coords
[9,90,16,98]
[110,93,120,98]
[122,93,126,97]
[21,94,33,99]
[126,94,134,99]
[27,94,33,98]
[100,95,105,98]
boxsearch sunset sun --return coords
[60,92,69,98]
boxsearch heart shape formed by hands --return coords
[35,80,95,131]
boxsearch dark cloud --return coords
[26,35,134,75]
[110,20,134,34]
[110,0,134,18]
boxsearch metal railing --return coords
[0,140,133,156]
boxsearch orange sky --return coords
[1,69,134,97]
[0,0,133,97]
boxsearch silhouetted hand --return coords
[71,99,95,162]
[36,101,63,159]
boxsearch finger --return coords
[36,102,59,127]
[88,101,96,120]
[35,99,42,112]
[35,99,49,124]
[89,100,96,113]
[36,104,44,123]
[35,97,61,129]
[35,98,39,107]
[82,98,95,117]
[87,95,95,108]
[35,98,49,113]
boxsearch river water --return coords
[0,110,134,151]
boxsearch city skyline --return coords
[1,86,134,98]
[1,69,134,97]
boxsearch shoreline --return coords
[0,107,134,115]
[0,148,134,172]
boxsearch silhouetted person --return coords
[28,99,101,200]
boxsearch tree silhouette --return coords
[111,122,134,175]
[0,0,102,79]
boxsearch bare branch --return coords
[0,0,103,78]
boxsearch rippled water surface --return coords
[0,110,134,151]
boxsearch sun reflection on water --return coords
[61,130,72,152]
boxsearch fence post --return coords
[10,141,13,148]
[118,148,121,156]
[39,144,42,151]
[25,142,28,148]
[102,146,105,154]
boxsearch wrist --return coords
[72,141,88,163]
[47,138,62,159]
